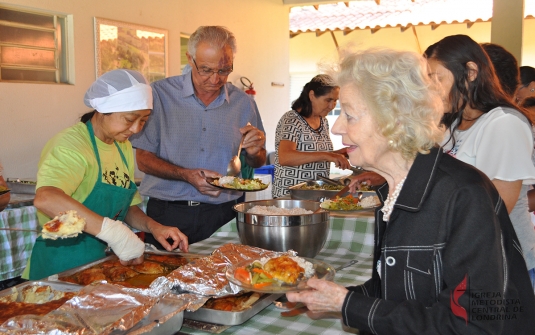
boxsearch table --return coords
[0,205,39,281]
[181,212,376,335]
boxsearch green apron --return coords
[240,152,254,179]
[28,121,137,280]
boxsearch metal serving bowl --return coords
[233,199,330,258]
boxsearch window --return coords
[94,18,168,83]
[0,5,72,83]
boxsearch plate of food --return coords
[226,255,335,293]
[320,194,381,212]
[208,176,269,192]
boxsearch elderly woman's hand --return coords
[349,171,386,193]
[286,278,349,312]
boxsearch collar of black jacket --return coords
[377,146,442,213]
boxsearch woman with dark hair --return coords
[516,66,535,104]
[425,34,535,289]
[272,74,350,198]
[22,69,188,280]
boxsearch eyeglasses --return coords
[192,58,233,77]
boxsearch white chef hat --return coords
[84,69,153,113]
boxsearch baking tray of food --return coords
[113,295,185,335]
[0,280,82,324]
[53,251,194,288]
[184,292,282,326]
[289,180,377,202]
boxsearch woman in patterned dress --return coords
[272,75,350,198]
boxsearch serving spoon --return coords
[226,122,251,177]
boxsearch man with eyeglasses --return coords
[131,26,266,247]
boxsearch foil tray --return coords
[114,295,185,335]
[0,280,82,301]
[183,293,282,326]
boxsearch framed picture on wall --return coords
[94,17,168,82]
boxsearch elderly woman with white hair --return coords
[286,49,535,334]
[23,69,188,280]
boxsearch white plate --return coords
[226,257,335,294]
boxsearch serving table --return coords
[181,211,376,335]
[0,198,376,334]
[0,205,39,281]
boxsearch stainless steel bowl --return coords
[233,199,330,258]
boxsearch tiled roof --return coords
[289,0,535,34]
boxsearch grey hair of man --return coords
[333,48,444,160]
[188,26,237,58]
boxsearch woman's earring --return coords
[531,88,535,92]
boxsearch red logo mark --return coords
[450,274,468,324]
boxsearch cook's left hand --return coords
[149,222,189,252]
[286,278,348,312]
[240,123,265,157]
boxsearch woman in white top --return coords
[425,34,535,289]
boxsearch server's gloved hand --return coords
[96,217,145,262]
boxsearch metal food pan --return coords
[289,181,347,201]
[184,293,282,326]
[118,295,184,335]
[52,251,197,283]
[0,280,82,302]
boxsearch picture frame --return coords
[93,17,168,82]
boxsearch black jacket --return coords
[342,147,535,334]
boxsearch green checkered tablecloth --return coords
[0,205,39,281]
[182,213,375,335]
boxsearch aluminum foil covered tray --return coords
[0,281,188,335]
[0,280,81,324]
[184,292,282,326]
[165,243,284,299]
[53,251,193,289]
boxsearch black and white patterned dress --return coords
[272,110,333,198]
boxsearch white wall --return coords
[0,0,290,179]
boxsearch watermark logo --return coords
[450,274,468,324]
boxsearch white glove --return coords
[96,217,145,261]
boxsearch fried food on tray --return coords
[130,260,168,274]
[263,256,304,284]
[203,292,262,312]
[74,268,107,286]
[42,210,86,240]
[58,255,189,288]
[103,265,139,282]
[145,253,189,267]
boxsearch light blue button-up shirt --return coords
[130,73,265,204]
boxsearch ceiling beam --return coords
[283,0,343,4]
[375,0,380,4]
[290,31,301,38]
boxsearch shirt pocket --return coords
[404,249,437,301]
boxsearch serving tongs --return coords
[317,175,347,186]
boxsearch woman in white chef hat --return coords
[23,69,188,280]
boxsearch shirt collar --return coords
[377,146,442,213]
[182,73,230,105]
